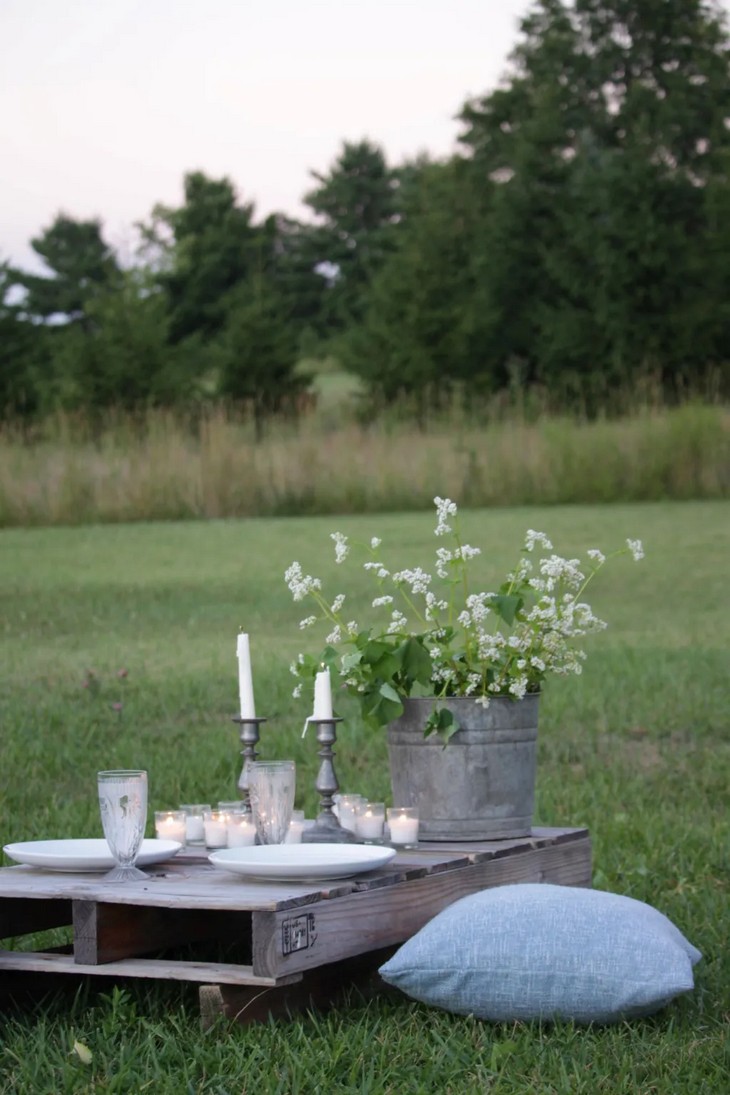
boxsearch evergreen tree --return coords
[457,0,730,400]
[12,214,120,324]
[214,276,307,431]
[341,159,488,402]
[150,171,262,343]
[0,261,45,418]
[48,271,193,413]
[304,139,400,333]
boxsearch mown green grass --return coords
[0,502,728,1093]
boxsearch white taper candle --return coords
[312,667,333,720]
[236,632,256,719]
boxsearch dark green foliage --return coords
[3,1,728,425]
[266,214,329,345]
[341,159,491,403]
[46,272,197,413]
[151,171,263,344]
[0,262,46,417]
[214,276,307,425]
[345,0,730,409]
[13,214,120,324]
[304,139,401,333]
[462,0,730,402]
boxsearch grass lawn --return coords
[0,500,728,1093]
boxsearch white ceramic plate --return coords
[2,838,182,872]
[209,842,397,881]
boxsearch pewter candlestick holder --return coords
[302,716,357,844]
[232,715,268,814]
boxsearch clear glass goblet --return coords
[247,760,296,845]
[97,769,148,881]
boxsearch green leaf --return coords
[356,639,398,681]
[361,684,403,727]
[492,593,522,625]
[340,650,364,673]
[396,637,433,687]
[361,640,393,665]
[425,706,461,744]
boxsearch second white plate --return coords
[3,838,182,872]
[209,842,397,881]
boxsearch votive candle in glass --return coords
[203,809,229,849]
[337,794,365,834]
[180,803,210,845]
[387,806,419,848]
[355,801,385,843]
[285,809,305,844]
[226,813,257,847]
[154,810,187,844]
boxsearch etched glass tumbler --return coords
[97,769,148,881]
[247,761,296,845]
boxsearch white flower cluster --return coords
[434,496,458,536]
[627,538,644,562]
[525,529,553,552]
[285,562,322,602]
[436,544,481,578]
[284,496,645,719]
[392,567,432,595]
[331,532,349,564]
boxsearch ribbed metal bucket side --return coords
[387,695,539,840]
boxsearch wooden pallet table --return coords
[0,826,591,1025]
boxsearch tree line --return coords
[2,0,729,425]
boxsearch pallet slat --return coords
[0,949,301,987]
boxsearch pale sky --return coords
[1,0,532,274]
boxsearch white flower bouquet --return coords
[286,498,644,740]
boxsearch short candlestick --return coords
[302,717,357,844]
[232,716,268,814]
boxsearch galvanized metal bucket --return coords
[387,694,539,840]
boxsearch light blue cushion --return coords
[379,884,701,1023]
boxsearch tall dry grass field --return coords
[0,403,727,527]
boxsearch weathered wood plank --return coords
[0,830,587,911]
[0,897,71,939]
[0,865,349,910]
[72,902,253,965]
[0,949,302,987]
[251,834,592,978]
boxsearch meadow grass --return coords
[0,501,728,1093]
[0,402,727,528]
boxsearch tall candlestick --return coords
[313,667,333,720]
[236,632,256,719]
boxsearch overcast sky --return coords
[1,0,533,273]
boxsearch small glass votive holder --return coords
[226,812,257,847]
[387,806,419,848]
[285,809,306,844]
[154,809,187,845]
[218,800,244,813]
[179,803,210,845]
[337,794,366,834]
[355,801,385,844]
[203,809,229,849]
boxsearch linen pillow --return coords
[379,884,701,1024]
